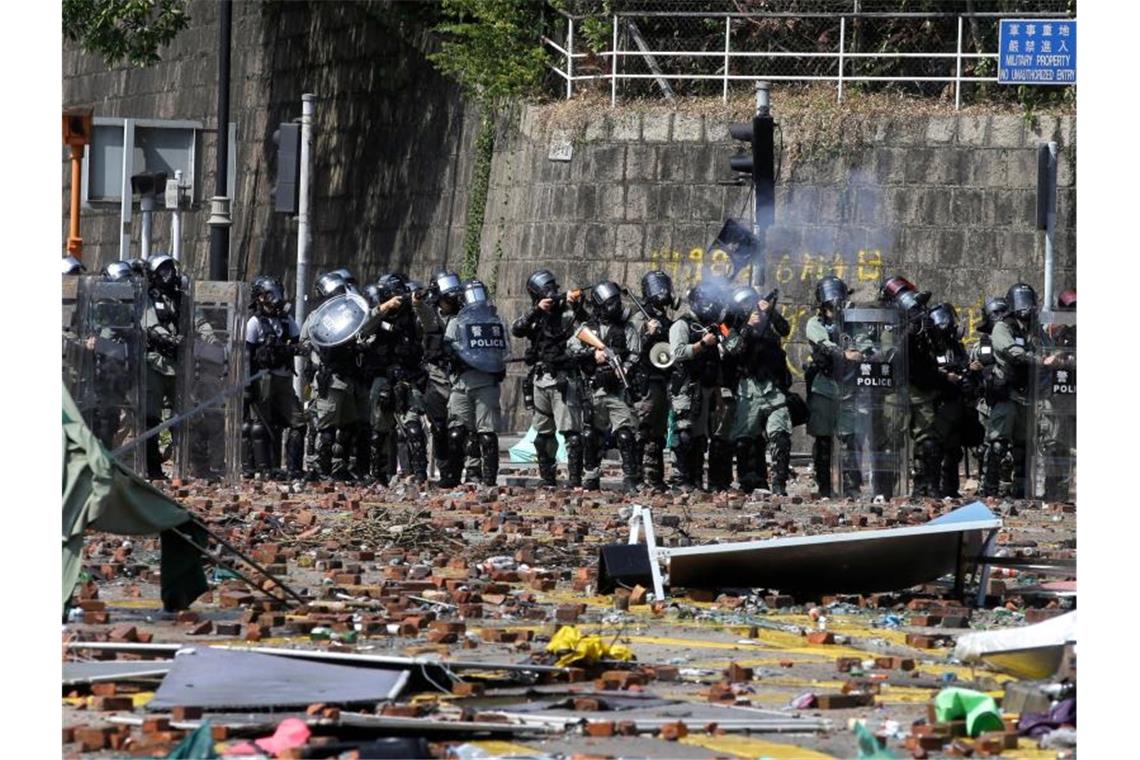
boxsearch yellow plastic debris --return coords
[546,625,635,667]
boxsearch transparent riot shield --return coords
[832,306,910,500]
[173,280,248,482]
[70,277,148,475]
[62,275,83,397]
[1027,310,1076,502]
[452,302,511,373]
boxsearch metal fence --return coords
[542,1,1075,109]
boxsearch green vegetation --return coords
[62,0,190,67]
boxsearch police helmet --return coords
[255,279,286,316]
[363,283,383,308]
[251,274,276,299]
[728,285,760,327]
[434,268,462,299]
[463,279,490,308]
[926,302,960,339]
[525,269,559,303]
[815,275,849,311]
[102,261,135,282]
[330,268,357,287]
[590,281,623,323]
[688,281,726,326]
[375,274,410,315]
[147,254,179,291]
[1005,282,1037,320]
[63,255,86,275]
[313,271,349,302]
[641,270,677,311]
[982,296,1009,326]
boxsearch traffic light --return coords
[272,122,301,214]
[727,113,775,230]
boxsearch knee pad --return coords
[405,419,425,444]
[448,426,468,450]
[251,422,269,442]
[479,432,497,449]
[563,431,582,453]
[674,429,692,451]
[615,427,635,448]
[644,437,662,457]
[318,429,336,449]
[242,421,253,437]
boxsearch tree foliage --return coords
[428,0,550,106]
[63,0,190,68]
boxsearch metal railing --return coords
[543,6,1075,109]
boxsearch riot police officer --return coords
[86,261,139,449]
[415,269,464,483]
[141,254,184,479]
[1033,288,1076,501]
[579,281,641,491]
[303,270,368,480]
[512,269,590,488]
[804,276,861,497]
[368,273,429,484]
[631,271,677,491]
[971,297,1008,492]
[706,287,750,492]
[731,287,794,495]
[244,276,306,479]
[441,280,508,487]
[668,281,736,490]
[984,282,1038,498]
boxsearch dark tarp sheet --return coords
[149,647,409,710]
[62,384,207,611]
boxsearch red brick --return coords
[724,662,753,682]
[573,698,602,711]
[584,721,615,737]
[75,726,115,751]
[171,705,203,721]
[659,721,688,741]
[380,704,424,718]
[628,584,648,606]
[141,717,171,733]
[92,695,134,711]
[816,692,874,709]
[836,657,862,672]
[109,624,139,642]
[187,620,214,636]
[451,682,484,697]
[806,631,835,645]
[687,588,717,602]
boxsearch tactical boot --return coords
[1010,445,1027,499]
[479,433,499,487]
[767,431,792,496]
[241,421,256,478]
[940,449,961,498]
[840,437,862,498]
[812,437,832,498]
[535,433,558,487]
[980,441,1003,497]
[755,433,770,491]
[463,437,482,484]
[405,421,429,485]
[643,436,667,491]
[316,429,336,481]
[370,431,391,486]
[331,428,353,481]
[706,437,733,491]
[251,422,274,476]
[146,436,167,480]
[565,432,584,488]
[669,432,692,490]
[438,427,467,488]
[284,427,305,480]
[582,429,601,490]
[631,437,645,487]
[617,429,638,492]
[688,435,708,491]
[735,438,757,491]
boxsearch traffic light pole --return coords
[294,93,315,401]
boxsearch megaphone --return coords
[648,342,674,370]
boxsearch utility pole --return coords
[1036,142,1058,309]
[294,94,315,401]
[208,0,233,281]
[62,108,93,258]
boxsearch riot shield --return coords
[832,306,909,500]
[71,277,148,475]
[1027,310,1076,502]
[173,280,248,482]
[62,275,83,397]
[309,292,370,348]
[452,302,511,374]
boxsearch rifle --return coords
[576,325,630,392]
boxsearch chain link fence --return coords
[542,0,1075,106]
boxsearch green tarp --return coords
[62,384,207,613]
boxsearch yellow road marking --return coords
[680,733,837,759]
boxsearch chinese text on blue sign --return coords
[998,19,1076,85]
